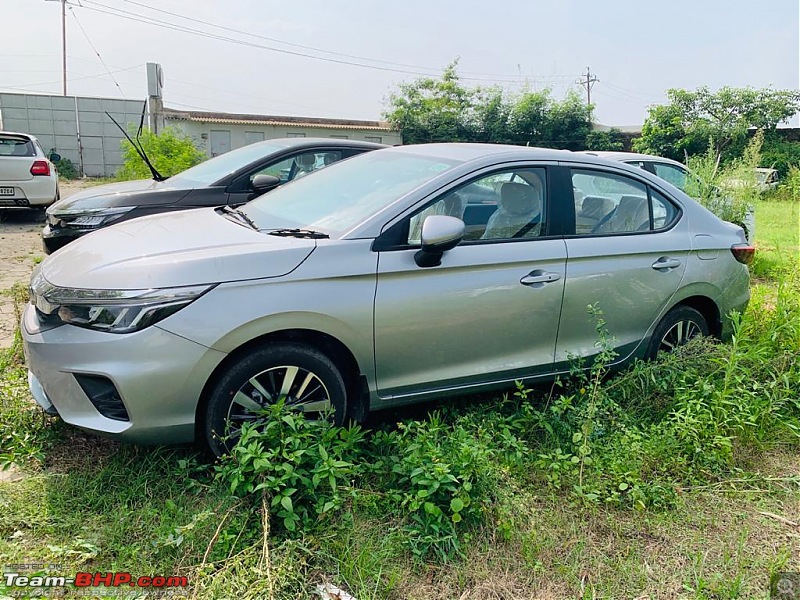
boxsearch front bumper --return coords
[42,224,90,254]
[21,303,227,444]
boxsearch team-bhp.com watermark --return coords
[2,564,187,597]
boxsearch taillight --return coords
[731,244,755,265]
[30,160,50,176]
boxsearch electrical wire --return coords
[71,0,569,84]
[118,0,574,82]
[0,64,144,91]
[67,4,126,95]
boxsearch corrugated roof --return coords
[164,108,394,131]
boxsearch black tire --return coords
[204,343,347,456]
[646,305,709,359]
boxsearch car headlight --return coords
[30,270,214,334]
[48,206,134,228]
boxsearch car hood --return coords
[40,208,316,289]
[48,178,193,213]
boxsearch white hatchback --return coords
[0,131,60,208]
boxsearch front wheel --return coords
[646,305,709,359]
[204,343,347,456]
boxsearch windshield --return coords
[169,141,286,185]
[241,150,460,236]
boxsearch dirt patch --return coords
[0,180,94,348]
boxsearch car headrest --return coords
[581,196,614,219]
[499,182,541,217]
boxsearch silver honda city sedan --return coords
[22,144,752,455]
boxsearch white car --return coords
[0,131,60,209]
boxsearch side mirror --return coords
[414,215,465,268]
[49,152,62,163]
[251,174,281,195]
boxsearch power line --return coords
[67,4,125,95]
[0,64,144,91]
[119,0,575,82]
[70,0,569,85]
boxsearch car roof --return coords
[253,137,386,151]
[0,131,35,140]
[579,150,687,168]
[376,143,675,174]
[381,143,581,162]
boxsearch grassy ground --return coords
[751,200,799,281]
[1,200,798,600]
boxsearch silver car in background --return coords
[583,150,756,243]
[22,144,752,455]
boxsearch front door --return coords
[373,165,567,400]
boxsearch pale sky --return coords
[2,0,798,126]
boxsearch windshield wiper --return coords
[105,101,166,182]
[219,206,259,230]
[267,228,329,239]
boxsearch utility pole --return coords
[578,67,598,107]
[45,0,67,95]
[61,0,66,96]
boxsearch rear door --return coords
[557,166,688,366]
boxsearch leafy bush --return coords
[366,414,519,562]
[54,157,79,180]
[761,134,800,178]
[215,401,367,533]
[765,164,800,203]
[519,275,800,509]
[585,128,625,151]
[685,132,763,226]
[116,126,205,181]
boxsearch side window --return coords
[624,160,648,171]
[251,151,343,184]
[650,189,679,230]
[572,169,649,235]
[407,168,547,244]
[652,162,687,191]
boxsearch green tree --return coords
[116,126,206,180]
[385,64,593,149]
[585,128,625,151]
[470,86,512,144]
[761,133,800,177]
[634,86,800,161]
[384,62,476,144]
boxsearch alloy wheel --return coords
[658,320,703,353]
[224,365,331,439]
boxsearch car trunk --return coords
[0,156,35,182]
[0,135,37,182]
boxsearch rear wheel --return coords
[204,343,347,456]
[647,305,708,359]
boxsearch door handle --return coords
[651,257,682,270]
[520,270,562,286]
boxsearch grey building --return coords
[0,89,402,177]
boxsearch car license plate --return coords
[0,187,14,196]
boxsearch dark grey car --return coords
[42,137,384,253]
